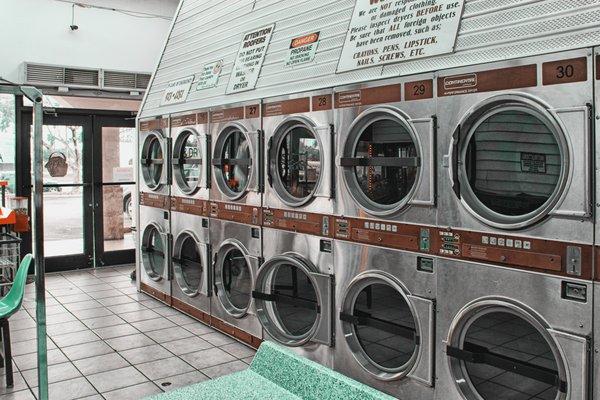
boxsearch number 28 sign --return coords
[161,76,194,106]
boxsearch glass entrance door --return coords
[93,116,136,266]
[31,114,94,270]
[20,110,136,271]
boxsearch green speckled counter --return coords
[146,341,394,400]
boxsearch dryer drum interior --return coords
[341,110,420,214]
[253,256,321,345]
[340,277,419,379]
[270,121,322,205]
[455,101,568,227]
[446,306,567,400]
[141,224,166,280]
[140,132,166,190]
[172,232,203,297]
[213,128,252,198]
[173,129,203,194]
[214,244,253,317]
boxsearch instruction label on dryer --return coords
[337,0,464,73]
[227,24,275,94]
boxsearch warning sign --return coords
[197,60,223,91]
[226,24,275,94]
[284,32,320,67]
[521,153,547,174]
[337,0,464,73]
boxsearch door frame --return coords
[18,106,137,271]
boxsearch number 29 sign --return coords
[161,76,194,106]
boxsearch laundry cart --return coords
[0,181,22,295]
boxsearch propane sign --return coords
[227,24,275,94]
[284,32,320,67]
[161,76,194,106]
[337,0,464,72]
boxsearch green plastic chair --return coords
[0,254,33,387]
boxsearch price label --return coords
[161,76,194,106]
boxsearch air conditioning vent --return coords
[25,64,65,84]
[104,71,151,90]
[135,73,151,89]
[64,68,99,86]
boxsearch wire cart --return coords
[0,181,21,295]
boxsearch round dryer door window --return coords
[215,247,253,317]
[214,129,251,198]
[141,224,166,281]
[342,112,420,215]
[340,276,419,379]
[254,256,320,345]
[458,103,567,227]
[141,133,165,190]
[173,130,202,194]
[447,306,567,400]
[272,123,321,205]
[173,232,203,296]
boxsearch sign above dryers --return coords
[284,32,320,67]
[196,60,223,91]
[337,0,464,73]
[226,24,275,94]
[161,75,194,106]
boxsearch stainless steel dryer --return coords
[252,228,334,366]
[263,90,334,216]
[210,218,262,344]
[333,241,436,399]
[210,102,262,209]
[171,110,210,203]
[594,282,599,400]
[438,50,593,247]
[334,75,436,225]
[436,259,592,400]
[139,116,170,196]
[170,211,211,323]
[139,205,171,304]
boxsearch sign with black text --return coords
[197,60,223,91]
[161,76,194,106]
[227,24,275,94]
[337,0,464,72]
[284,32,320,67]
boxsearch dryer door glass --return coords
[448,311,563,399]
[275,125,321,202]
[141,225,165,280]
[141,134,164,189]
[351,283,417,370]
[343,117,419,213]
[464,109,561,219]
[174,130,202,194]
[173,233,202,296]
[220,248,252,313]
[218,131,251,195]
[270,263,318,338]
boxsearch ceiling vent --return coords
[23,62,151,91]
[104,70,152,90]
[25,63,100,88]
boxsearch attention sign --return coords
[227,24,275,94]
[337,0,464,73]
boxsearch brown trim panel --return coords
[210,317,262,349]
[171,197,208,216]
[263,208,333,237]
[438,64,537,97]
[209,201,262,225]
[140,192,170,210]
[335,84,402,108]
[139,118,168,132]
[140,282,171,305]
[171,297,210,325]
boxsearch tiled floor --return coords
[0,265,256,400]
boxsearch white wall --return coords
[0,0,179,83]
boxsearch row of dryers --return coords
[137,50,599,400]
[138,216,593,400]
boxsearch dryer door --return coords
[253,254,333,346]
[339,272,433,383]
[268,118,333,206]
[172,231,211,297]
[140,131,170,191]
[172,129,208,194]
[445,301,580,400]
[141,223,169,281]
[213,126,261,199]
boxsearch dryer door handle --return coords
[446,342,567,393]
[451,125,461,198]
[339,311,419,344]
